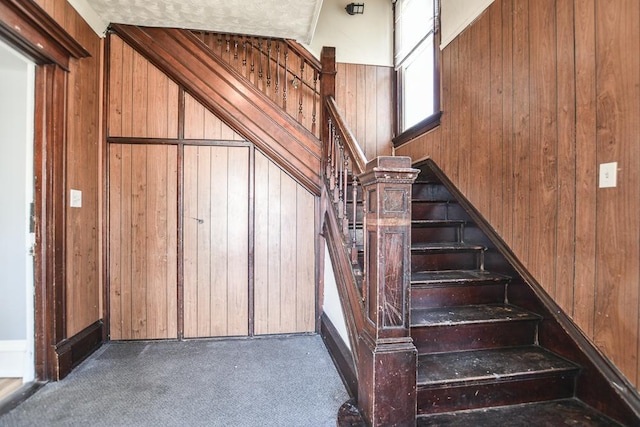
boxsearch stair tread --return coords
[412,269,509,286]
[412,219,465,226]
[417,346,579,387]
[416,399,623,427]
[411,303,541,327]
[412,242,484,251]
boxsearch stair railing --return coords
[320,47,419,426]
[191,31,321,138]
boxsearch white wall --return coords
[308,0,393,66]
[323,244,351,349]
[0,40,35,380]
[440,0,495,49]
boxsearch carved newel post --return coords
[358,156,419,426]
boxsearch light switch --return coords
[70,189,82,208]
[599,162,617,188]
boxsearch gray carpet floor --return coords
[0,334,349,426]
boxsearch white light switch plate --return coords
[599,162,617,188]
[70,189,82,208]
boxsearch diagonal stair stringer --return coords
[110,24,322,195]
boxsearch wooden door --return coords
[183,145,249,337]
[109,144,178,340]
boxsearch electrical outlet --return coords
[599,162,617,188]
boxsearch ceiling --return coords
[85,0,324,43]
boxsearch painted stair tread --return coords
[417,346,579,387]
[412,242,485,252]
[411,219,466,227]
[416,398,623,427]
[411,303,541,327]
[411,269,509,285]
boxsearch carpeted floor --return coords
[0,334,349,427]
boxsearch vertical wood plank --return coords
[296,188,316,332]
[573,0,597,336]
[528,0,558,296]
[501,0,515,247]
[253,151,269,334]
[555,0,577,314]
[108,35,123,137]
[489,1,504,232]
[131,52,148,138]
[183,146,199,337]
[130,145,147,338]
[267,161,282,332]
[280,173,298,331]
[120,41,133,137]
[209,146,229,335]
[594,0,640,382]
[108,144,123,339]
[226,147,249,335]
[166,147,178,337]
[119,144,133,339]
[511,0,530,262]
[196,146,212,337]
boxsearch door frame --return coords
[0,0,90,381]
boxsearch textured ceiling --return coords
[86,0,324,43]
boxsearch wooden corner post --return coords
[357,156,419,426]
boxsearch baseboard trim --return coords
[55,320,104,380]
[320,313,357,398]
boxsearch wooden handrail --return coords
[285,40,322,72]
[325,96,367,176]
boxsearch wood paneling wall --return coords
[184,93,244,141]
[336,63,394,160]
[108,35,179,139]
[254,150,316,335]
[183,146,249,337]
[34,0,103,337]
[108,144,178,340]
[107,37,318,338]
[396,0,640,389]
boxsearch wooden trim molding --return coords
[0,0,97,382]
[0,0,89,70]
[392,111,442,148]
[55,320,104,380]
[320,313,357,399]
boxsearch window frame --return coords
[392,0,441,147]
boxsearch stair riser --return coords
[411,321,538,354]
[412,203,449,220]
[412,252,481,272]
[412,283,506,308]
[417,374,577,415]
[411,226,461,244]
[413,183,455,201]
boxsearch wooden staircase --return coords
[408,161,627,425]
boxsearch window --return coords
[394,0,440,143]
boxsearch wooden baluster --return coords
[342,155,350,237]
[299,61,305,118]
[326,118,333,181]
[351,175,359,265]
[312,69,318,136]
[283,47,289,109]
[233,38,238,60]
[250,37,255,74]
[258,40,263,81]
[242,39,247,67]
[275,42,280,94]
[266,39,272,88]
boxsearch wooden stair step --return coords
[412,242,484,252]
[411,304,540,354]
[411,303,541,327]
[416,398,623,426]
[412,270,509,308]
[418,346,578,386]
[412,243,485,272]
[412,269,509,286]
[417,346,580,414]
